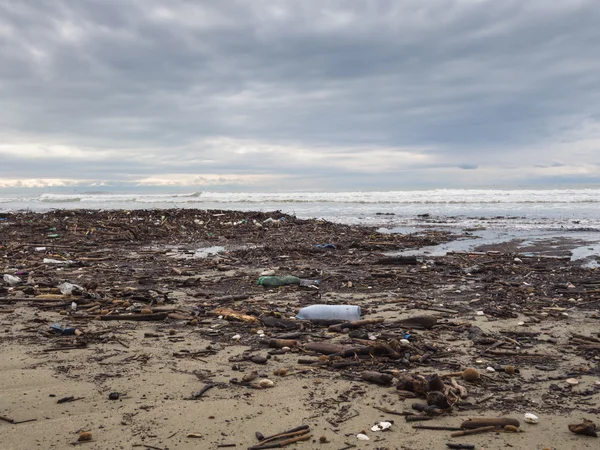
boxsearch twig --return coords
[372,406,412,416]
[413,424,463,431]
[451,425,496,437]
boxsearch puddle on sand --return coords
[383,227,600,266]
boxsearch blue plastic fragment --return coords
[50,323,76,335]
[315,244,337,249]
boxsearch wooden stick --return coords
[405,415,433,422]
[186,383,214,400]
[253,428,310,447]
[328,318,384,332]
[249,433,311,449]
[99,313,168,321]
[413,425,463,431]
[372,406,413,416]
[451,425,496,437]
[257,425,309,442]
[460,418,520,429]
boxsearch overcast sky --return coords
[1,0,600,191]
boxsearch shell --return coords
[524,413,539,424]
[566,378,579,385]
[258,379,274,388]
[356,433,370,441]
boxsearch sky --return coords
[1,0,600,191]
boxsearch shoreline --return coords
[1,209,599,449]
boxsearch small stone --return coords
[356,433,369,441]
[486,366,496,373]
[78,432,92,442]
[476,311,485,316]
[231,334,241,341]
[566,378,579,385]
[108,392,119,400]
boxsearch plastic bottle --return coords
[257,276,301,287]
[296,305,361,322]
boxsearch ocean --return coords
[1,188,600,229]
[2,188,600,265]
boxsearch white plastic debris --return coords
[71,302,77,312]
[486,366,496,373]
[476,311,485,316]
[518,321,525,326]
[260,269,276,276]
[514,257,522,263]
[43,258,75,265]
[58,282,82,295]
[524,413,539,424]
[356,433,370,441]
[3,274,21,286]
[231,334,241,341]
[371,421,392,432]
[399,339,410,347]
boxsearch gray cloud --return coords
[1,0,600,189]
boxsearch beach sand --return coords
[1,209,599,449]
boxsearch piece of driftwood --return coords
[460,418,520,429]
[451,425,496,437]
[328,318,384,332]
[99,313,168,321]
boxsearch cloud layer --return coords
[1,0,600,189]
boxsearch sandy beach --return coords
[1,209,599,450]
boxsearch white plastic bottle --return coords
[296,305,361,322]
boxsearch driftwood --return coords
[99,313,168,321]
[303,342,357,355]
[376,256,418,265]
[211,307,259,323]
[394,315,439,330]
[361,371,393,386]
[328,318,384,332]
[451,425,496,437]
[460,418,520,429]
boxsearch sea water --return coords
[2,188,600,230]
[2,188,600,264]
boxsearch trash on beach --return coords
[371,421,392,431]
[296,304,361,321]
